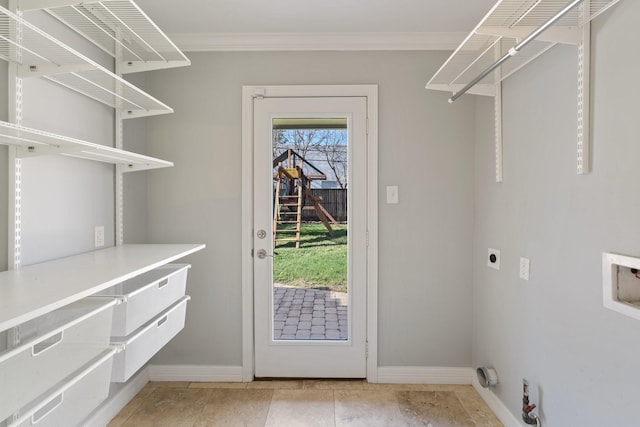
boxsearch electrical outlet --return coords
[94,226,105,248]
[488,248,500,270]
[520,257,531,280]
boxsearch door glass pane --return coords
[271,117,348,341]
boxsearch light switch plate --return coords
[386,186,399,204]
[519,257,530,280]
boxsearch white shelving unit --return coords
[0,244,204,335]
[12,0,191,248]
[426,0,619,96]
[1,1,200,424]
[0,121,173,171]
[3,0,190,265]
[29,0,192,73]
[426,0,621,179]
[0,243,206,426]
[0,5,173,118]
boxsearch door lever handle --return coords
[256,249,275,259]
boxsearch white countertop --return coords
[0,244,205,332]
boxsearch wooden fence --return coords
[303,189,347,222]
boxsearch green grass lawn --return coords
[274,223,347,293]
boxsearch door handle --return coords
[256,249,277,259]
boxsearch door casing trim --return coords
[241,85,378,382]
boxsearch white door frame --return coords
[241,85,378,382]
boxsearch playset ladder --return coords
[273,167,303,248]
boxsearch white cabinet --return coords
[12,349,116,427]
[0,298,116,423]
[97,263,193,383]
[0,245,204,427]
[111,296,190,383]
[99,264,190,336]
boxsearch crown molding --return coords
[169,32,465,52]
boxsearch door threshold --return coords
[253,377,365,381]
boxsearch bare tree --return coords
[272,128,321,159]
[273,128,348,188]
[316,130,348,189]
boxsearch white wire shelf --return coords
[0,5,173,118]
[0,121,173,171]
[21,0,190,73]
[426,0,621,96]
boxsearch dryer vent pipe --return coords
[476,367,499,388]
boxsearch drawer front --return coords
[111,296,190,383]
[14,349,114,427]
[108,264,190,336]
[0,299,114,423]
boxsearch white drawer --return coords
[11,349,115,427]
[111,296,190,383]
[0,298,115,424]
[98,264,190,336]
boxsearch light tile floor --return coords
[109,381,504,427]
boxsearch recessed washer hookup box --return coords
[603,252,640,321]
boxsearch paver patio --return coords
[273,285,348,340]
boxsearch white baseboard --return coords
[471,376,522,427]
[376,366,475,384]
[83,367,150,427]
[148,365,244,382]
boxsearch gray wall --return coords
[142,51,477,367]
[20,78,115,265]
[123,73,150,245]
[473,1,639,425]
[0,10,116,267]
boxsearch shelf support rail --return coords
[577,0,591,174]
[7,6,22,426]
[115,27,124,247]
[494,68,503,183]
[448,0,583,103]
[8,0,23,272]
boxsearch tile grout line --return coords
[263,387,276,427]
[451,389,479,427]
[195,386,212,427]
[332,389,337,427]
[110,385,156,427]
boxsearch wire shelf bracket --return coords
[0,121,174,172]
[21,0,191,73]
[425,0,622,179]
[0,4,173,118]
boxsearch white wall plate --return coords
[603,252,640,321]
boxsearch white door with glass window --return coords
[253,96,368,378]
